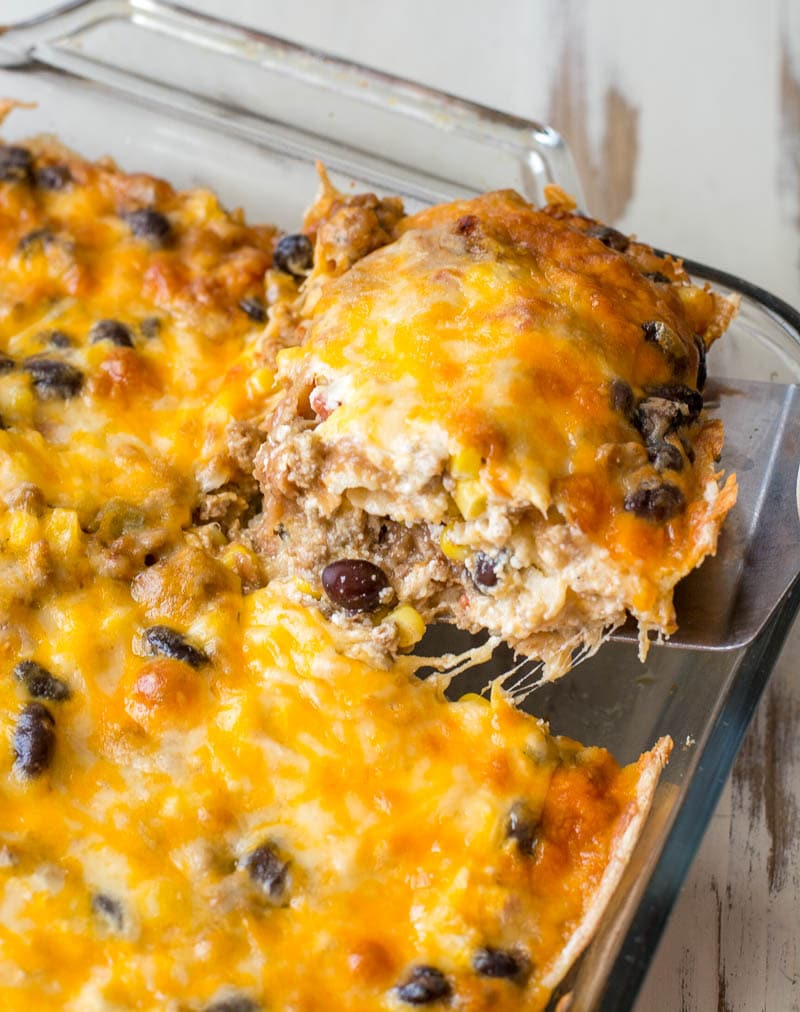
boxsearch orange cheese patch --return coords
[0,582,668,1011]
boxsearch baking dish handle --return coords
[0,0,585,207]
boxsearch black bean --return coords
[624,481,686,522]
[473,552,498,589]
[695,335,707,391]
[14,660,71,702]
[22,358,83,399]
[17,228,56,254]
[273,233,313,278]
[144,625,209,669]
[205,997,259,1012]
[245,842,289,901]
[140,317,161,339]
[645,384,703,419]
[610,378,634,419]
[641,320,688,367]
[13,702,55,777]
[642,320,663,343]
[643,270,671,284]
[585,223,629,252]
[123,208,172,246]
[92,893,124,932]
[35,164,71,191]
[634,397,684,445]
[239,297,267,323]
[90,319,135,348]
[0,352,14,373]
[44,329,72,348]
[321,559,390,613]
[396,965,452,1005]
[472,946,523,980]
[634,386,702,447]
[505,801,538,856]
[0,145,32,183]
[648,441,684,473]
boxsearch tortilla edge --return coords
[543,734,674,998]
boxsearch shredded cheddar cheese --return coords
[0,572,670,1010]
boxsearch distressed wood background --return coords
[7,0,800,1007]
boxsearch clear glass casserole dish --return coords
[1,3,798,1008]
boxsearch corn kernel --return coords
[44,508,82,561]
[388,604,426,649]
[450,446,482,479]
[266,268,298,305]
[213,385,248,418]
[245,367,275,401]
[0,374,35,424]
[440,525,469,562]
[7,510,40,550]
[221,541,255,567]
[459,692,490,707]
[294,577,322,600]
[453,478,487,520]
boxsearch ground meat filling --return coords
[253,481,632,670]
[253,395,661,671]
[260,504,446,593]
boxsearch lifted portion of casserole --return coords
[0,575,670,1012]
[255,184,738,677]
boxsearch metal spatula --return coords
[612,258,800,653]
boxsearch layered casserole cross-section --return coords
[256,176,737,676]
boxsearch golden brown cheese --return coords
[0,579,669,1011]
[256,187,737,672]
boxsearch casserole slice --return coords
[255,182,737,676]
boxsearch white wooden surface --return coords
[4,1,800,1008]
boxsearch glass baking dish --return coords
[1,3,798,1009]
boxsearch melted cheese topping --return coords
[0,576,667,1011]
[0,135,671,1010]
[283,189,734,564]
